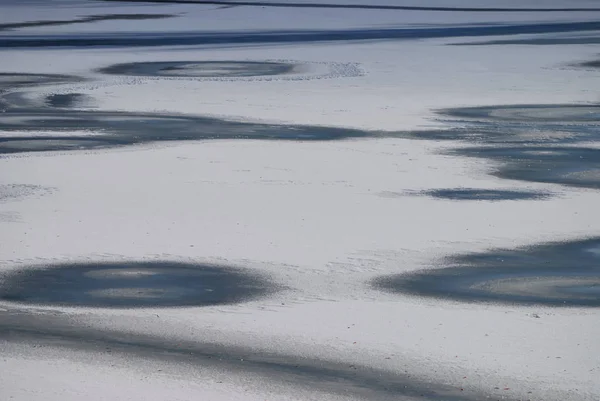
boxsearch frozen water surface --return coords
[0,261,274,308]
[374,238,600,307]
[455,146,600,189]
[418,188,552,201]
[2,0,600,400]
[97,60,298,78]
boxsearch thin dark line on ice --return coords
[0,14,175,32]
[100,0,600,13]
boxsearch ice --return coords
[1,1,599,401]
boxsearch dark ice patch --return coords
[0,69,379,155]
[0,110,377,155]
[420,188,552,201]
[574,58,600,69]
[0,261,274,308]
[0,73,84,90]
[0,136,128,154]
[444,104,600,123]
[453,36,600,46]
[405,104,600,145]
[45,93,94,108]
[454,146,600,190]
[97,60,297,78]
[2,21,600,48]
[373,238,600,307]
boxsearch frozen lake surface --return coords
[374,238,600,307]
[1,1,599,400]
[0,261,274,307]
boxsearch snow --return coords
[1,1,599,400]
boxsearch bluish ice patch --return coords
[0,136,130,154]
[576,58,600,69]
[452,36,600,46]
[0,72,379,155]
[373,238,600,307]
[443,104,600,123]
[0,110,377,155]
[0,72,84,90]
[454,146,600,189]
[406,104,600,145]
[45,93,94,108]
[585,244,600,257]
[560,284,600,296]
[401,104,600,190]
[97,61,297,78]
[1,20,600,48]
[420,188,552,201]
[0,261,274,308]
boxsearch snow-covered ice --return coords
[1,1,599,400]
